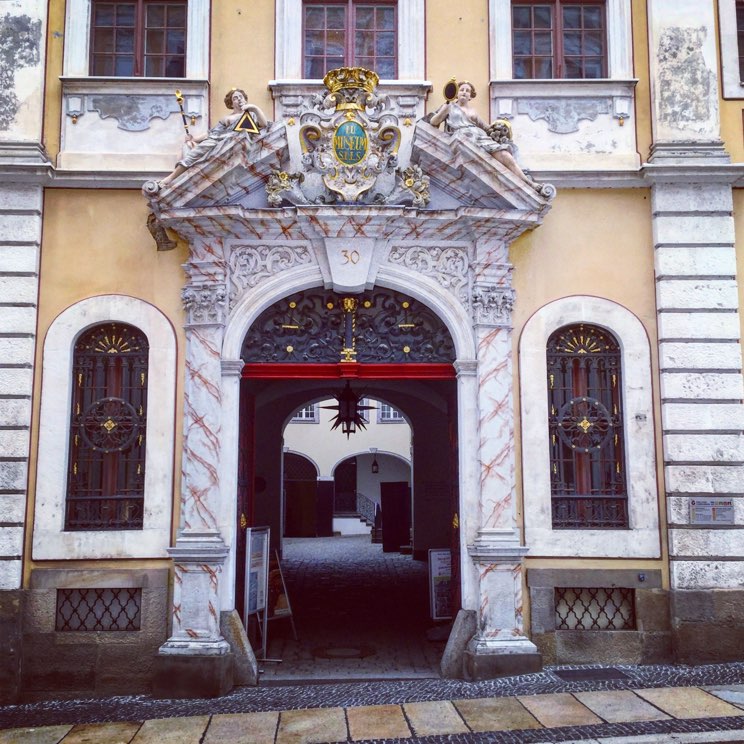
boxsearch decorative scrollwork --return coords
[182,284,227,325]
[387,245,467,300]
[471,284,515,327]
[555,396,613,453]
[79,397,141,454]
[228,244,314,303]
[241,289,455,364]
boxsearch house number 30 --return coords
[341,249,360,265]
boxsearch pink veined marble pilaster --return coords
[476,324,517,533]
[181,323,223,532]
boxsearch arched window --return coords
[546,323,627,529]
[65,323,149,531]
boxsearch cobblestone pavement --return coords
[2,537,744,741]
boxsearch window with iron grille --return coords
[303,0,397,79]
[56,588,142,631]
[512,1,607,79]
[555,587,635,630]
[547,323,627,529]
[65,323,148,531]
[90,1,187,77]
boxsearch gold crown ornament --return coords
[323,67,380,96]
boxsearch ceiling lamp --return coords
[322,382,375,438]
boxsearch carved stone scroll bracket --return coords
[182,283,228,326]
[471,284,516,328]
[147,212,177,251]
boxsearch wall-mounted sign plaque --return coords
[689,498,735,525]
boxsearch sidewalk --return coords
[2,665,744,743]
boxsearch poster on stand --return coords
[244,526,270,658]
[429,549,452,620]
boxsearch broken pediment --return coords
[142,68,555,246]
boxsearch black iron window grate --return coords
[555,587,635,630]
[55,588,142,631]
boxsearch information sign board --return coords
[244,526,270,658]
[689,498,735,525]
[429,549,452,620]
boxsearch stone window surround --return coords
[519,296,661,558]
[275,0,424,80]
[489,0,636,127]
[33,295,177,561]
[719,0,744,98]
[63,0,209,78]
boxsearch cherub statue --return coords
[158,88,268,188]
[429,81,541,192]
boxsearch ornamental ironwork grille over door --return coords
[65,323,148,530]
[547,323,627,529]
[241,289,456,364]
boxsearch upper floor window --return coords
[378,402,404,422]
[291,404,319,422]
[90,0,187,77]
[547,323,626,529]
[303,0,397,78]
[66,323,148,531]
[512,0,606,79]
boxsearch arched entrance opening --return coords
[236,288,460,679]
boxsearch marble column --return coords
[463,256,540,678]
[647,0,744,663]
[155,258,234,696]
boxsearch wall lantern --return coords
[370,447,379,474]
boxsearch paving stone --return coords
[130,717,209,744]
[403,700,469,736]
[346,703,410,740]
[275,707,347,744]
[59,722,141,743]
[634,687,743,719]
[704,684,744,709]
[0,726,73,744]
[453,696,543,732]
[574,690,671,723]
[517,692,603,727]
[202,712,279,743]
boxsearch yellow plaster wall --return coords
[510,189,669,587]
[425,0,490,119]
[210,0,275,119]
[631,0,653,162]
[23,190,188,582]
[42,0,65,160]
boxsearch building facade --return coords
[1,0,743,701]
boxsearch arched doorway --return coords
[236,288,460,677]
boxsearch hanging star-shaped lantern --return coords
[321,382,376,438]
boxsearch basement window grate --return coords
[55,588,142,631]
[555,587,635,630]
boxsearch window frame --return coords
[377,401,404,423]
[519,296,660,558]
[511,0,608,80]
[489,0,632,81]
[33,296,176,561]
[63,0,209,79]
[89,0,188,78]
[275,0,423,80]
[719,0,744,98]
[546,323,628,529]
[302,0,398,79]
[290,403,319,423]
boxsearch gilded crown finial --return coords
[323,67,380,96]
